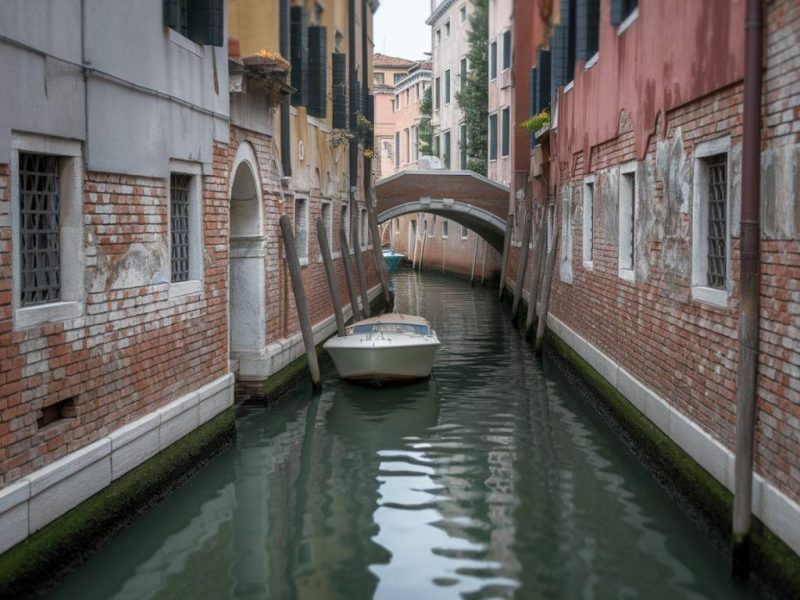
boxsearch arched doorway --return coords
[229,143,266,362]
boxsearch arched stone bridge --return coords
[375,170,509,250]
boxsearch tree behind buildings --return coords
[457,0,488,176]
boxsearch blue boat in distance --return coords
[382,244,404,273]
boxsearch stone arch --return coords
[229,140,267,359]
[377,200,507,251]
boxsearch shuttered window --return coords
[502,30,511,70]
[490,41,498,80]
[170,174,192,283]
[577,0,600,61]
[290,7,309,107]
[489,114,498,160]
[444,69,451,104]
[552,0,577,91]
[535,48,551,113]
[435,77,441,109]
[501,107,510,157]
[164,0,223,46]
[332,53,347,129]
[611,0,638,25]
[443,131,451,170]
[395,132,400,167]
[308,26,328,117]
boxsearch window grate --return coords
[706,154,727,289]
[171,174,191,282]
[19,153,61,306]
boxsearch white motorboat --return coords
[324,314,440,384]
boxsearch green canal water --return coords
[51,269,752,599]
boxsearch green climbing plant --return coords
[456,0,489,176]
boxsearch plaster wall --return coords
[487,0,513,186]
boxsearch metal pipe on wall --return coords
[732,0,764,579]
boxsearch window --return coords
[582,178,594,269]
[12,137,84,328]
[404,129,410,163]
[164,0,224,46]
[612,0,638,26]
[618,163,637,280]
[501,107,510,157]
[444,69,451,104]
[360,208,369,248]
[461,224,468,239]
[489,113,498,160]
[459,4,467,23]
[374,72,385,85]
[577,0,600,61]
[294,197,309,263]
[460,57,468,94]
[445,21,451,38]
[561,190,573,283]
[412,126,419,161]
[502,30,512,71]
[170,174,192,282]
[340,204,350,250]
[692,137,731,306]
[436,29,441,45]
[321,201,333,254]
[459,123,468,170]
[441,220,449,238]
[307,25,327,118]
[552,0,577,88]
[289,6,309,107]
[429,216,436,238]
[395,132,400,168]
[435,77,441,109]
[443,131,451,169]
[394,73,405,85]
[490,40,498,80]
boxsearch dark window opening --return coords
[502,30,512,70]
[501,107,510,157]
[445,69,451,103]
[290,6,309,107]
[170,173,191,283]
[706,154,728,289]
[38,397,76,430]
[19,153,61,306]
[489,114,498,160]
[443,131,451,170]
[611,0,638,25]
[164,0,223,46]
[490,41,498,80]
[577,0,600,61]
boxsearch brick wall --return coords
[0,144,230,488]
[542,0,800,505]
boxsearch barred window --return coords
[706,154,728,289]
[19,153,61,306]
[170,173,192,282]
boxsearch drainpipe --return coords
[732,0,764,579]
[279,0,292,177]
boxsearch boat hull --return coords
[325,342,438,383]
[383,253,403,273]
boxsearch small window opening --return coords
[38,397,76,430]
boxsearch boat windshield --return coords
[353,323,430,336]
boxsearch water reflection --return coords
[50,269,752,600]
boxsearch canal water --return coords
[51,269,751,599]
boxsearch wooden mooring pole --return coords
[526,207,546,335]
[481,240,488,286]
[497,221,511,300]
[317,219,346,337]
[534,221,559,354]
[339,226,363,322]
[279,215,321,391]
[470,236,479,287]
[511,212,533,326]
[418,225,427,273]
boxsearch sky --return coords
[373,0,431,62]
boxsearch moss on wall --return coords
[0,409,236,599]
[544,329,800,596]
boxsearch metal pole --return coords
[534,218,559,354]
[526,206,546,334]
[511,212,533,325]
[279,215,321,391]
[470,235,479,287]
[732,0,764,579]
[317,219,346,337]
[339,226,363,321]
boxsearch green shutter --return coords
[332,53,347,129]
[290,7,309,107]
[308,26,328,117]
[187,0,224,47]
[164,0,180,28]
